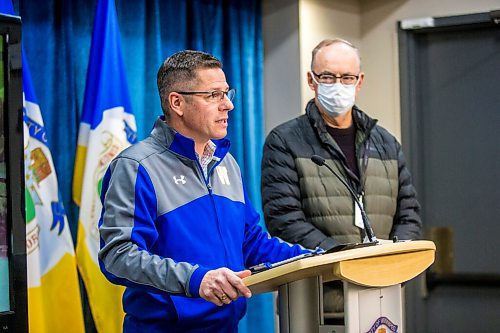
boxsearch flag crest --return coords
[23,51,85,333]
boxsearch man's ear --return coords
[356,72,365,92]
[307,72,315,91]
[168,92,184,117]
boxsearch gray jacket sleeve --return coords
[98,157,207,297]
[390,144,423,240]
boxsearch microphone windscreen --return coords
[311,155,325,166]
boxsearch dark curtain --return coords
[14,0,273,332]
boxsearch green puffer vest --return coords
[262,100,421,249]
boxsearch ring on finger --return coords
[220,294,228,301]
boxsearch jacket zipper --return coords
[202,160,230,266]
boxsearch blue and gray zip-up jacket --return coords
[98,118,308,333]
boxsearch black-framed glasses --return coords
[176,88,236,102]
[311,71,359,86]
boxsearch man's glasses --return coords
[311,71,359,86]
[176,88,236,102]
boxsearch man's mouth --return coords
[216,119,228,124]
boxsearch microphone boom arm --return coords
[311,155,378,243]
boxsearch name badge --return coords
[354,195,364,229]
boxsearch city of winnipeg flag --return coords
[72,0,137,332]
[23,53,85,332]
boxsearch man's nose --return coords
[221,97,234,111]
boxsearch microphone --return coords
[311,154,378,243]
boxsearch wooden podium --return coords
[243,240,435,333]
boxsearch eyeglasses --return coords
[311,71,359,86]
[176,88,236,102]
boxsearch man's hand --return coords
[199,268,252,306]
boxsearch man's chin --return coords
[212,132,227,140]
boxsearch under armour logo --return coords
[173,175,186,185]
[216,166,230,185]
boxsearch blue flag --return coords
[72,1,136,332]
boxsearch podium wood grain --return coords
[243,240,436,294]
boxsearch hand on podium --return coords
[199,268,252,306]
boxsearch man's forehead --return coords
[193,67,228,86]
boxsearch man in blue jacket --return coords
[98,50,309,332]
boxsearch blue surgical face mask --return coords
[312,74,357,117]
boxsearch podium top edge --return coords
[243,240,436,286]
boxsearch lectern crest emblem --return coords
[366,316,398,333]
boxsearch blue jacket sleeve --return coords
[240,183,311,268]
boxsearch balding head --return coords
[311,38,361,71]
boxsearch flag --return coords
[72,0,137,332]
[23,54,85,333]
[22,34,85,333]
[0,1,85,332]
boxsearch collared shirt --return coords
[167,122,219,179]
[197,140,218,178]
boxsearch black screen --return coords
[0,12,27,333]
[0,33,9,313]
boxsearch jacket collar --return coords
[150,116,231,161]
[306,100,378,186]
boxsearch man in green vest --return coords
[261,38,422,321]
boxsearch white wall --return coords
[264,0,500,139]
[262,0,301,134]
